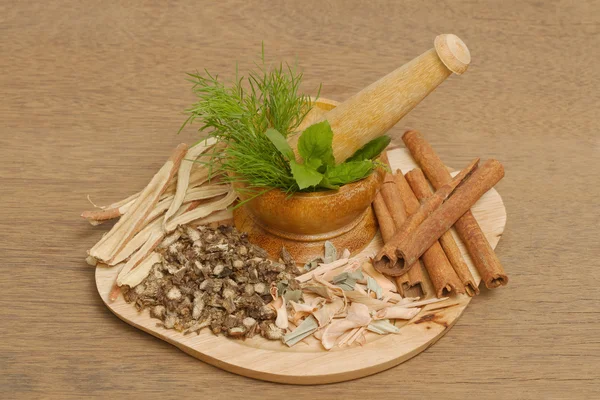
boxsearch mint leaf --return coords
[325,160,374,186]
[305,158,322,170]
[318,176,340,190]
[320,151,335,169]
[346,136,391,162]
[298,120,335,168]
[290,160,324,189]
[265,128,294,160]
[267,122,378,191]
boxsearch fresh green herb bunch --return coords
[265,122,390,190]
[181,52,390,198]
[180,54,315,195]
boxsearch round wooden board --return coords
[95,148,507,384]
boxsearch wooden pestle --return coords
[289,34,471,162]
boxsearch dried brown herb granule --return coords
[121,224,300,340]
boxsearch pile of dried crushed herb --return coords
[121,224,302,340]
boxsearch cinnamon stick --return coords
[373,158,479,276]
[376,154,427,296]
[380,174,406,229]
[375,159,504,276]
[405,169,466,297]
[402,130,508,288]
[396,256,427,297]
[407,169,479,296]
[391,170,428,295]
[372,193,396,242]
[374,189,426,296]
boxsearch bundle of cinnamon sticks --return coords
[372,130,507,298]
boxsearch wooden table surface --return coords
[2,1,599,398]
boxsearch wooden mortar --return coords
[234,99,384,263]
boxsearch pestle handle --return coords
[289,34,470,163]
[434,34,471,75]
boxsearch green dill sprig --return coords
[180,53,318,197]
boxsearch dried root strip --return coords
[82,163,217,225]
[163,138,217,228]
[337,327,359,347]
[109,285,122,302]
[361,261,397,293]
[321,303,371,350]
[347,326,366,346]
[110,189,216,266]
[343,290,391,311]
[320,258,362,282]
[126,161,214,207]
[116,190,234,271]
[112,218,163,265]
[101,192,139,211]
[146,184,229,223]
[159,230,182,249]
[81,207,126,225]
[82,192,141,225]
[118,252,162,288]
[108,263,126,301]
[165,162,220,196]
[375,306,421,320]
[296,258,349,283]
[117,229,165,286]
[89,144,188,263]
[85,255,97,267]
[83,174,220,226]
[164,189,238,233]
[187,209,233,228]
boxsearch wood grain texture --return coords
[1,0,599,398]
[95,148,505,384]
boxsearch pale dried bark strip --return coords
[163,138,217,228]
[89,143,188,263]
